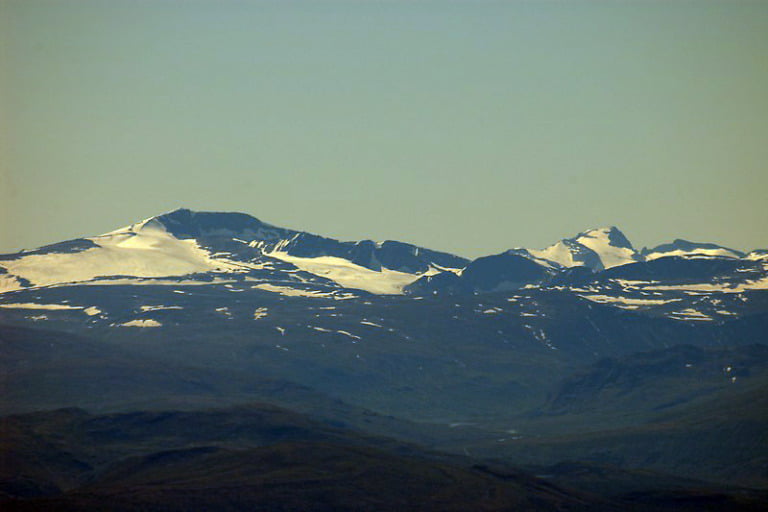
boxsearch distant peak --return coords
[578,226,620,237]
[643,238,745,259]
[135,209,284,240]
[574,226,634,250]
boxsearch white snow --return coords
[118,319,162,327]
[746,251,768,261]
[0,302,82,310]
[215,307,232,318]
[253,307,268,320]
[645,247,742,261]
[0,274,24,294]
[575,228,637,269]
[427,264,464,275]
[528,228,638,269]
[578,295,681,309]
[79,277,237,288]
[0,220,263,293]
[266,251,421,294]
[83,306,102,316]
[337,330,361,340]
[529,241,578,268]
[360,320,383,328]
[667,308,712,321]
[252,283,357,299]
[614,279,659,287]
[139,305,183,312]
[253,283,332,298]
[0,223,230,290]
[643,276,768,293]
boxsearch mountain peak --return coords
[524,226,638,270]
[642,238,746,260]
[139,209,285,241]
[575,226,635,251]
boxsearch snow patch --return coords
[529,241,578,268]
[253,283,357,299]
[0,302,82,310]
[667,308,712,321]
[118,319,162,328]
[1,222,238,289]
[140,305,183,312]
[645,247,742,261]
[578,295,681,309]
[0,274,24,294]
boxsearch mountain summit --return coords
[0,209,764,297]
[512,226,640,271]
[0,209,468,295]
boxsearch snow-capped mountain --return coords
[2,208,767,507]
[0,209,766,301]
[513,226,641,271]
[1,207,767,432]
[641,239,745,261]
[0,209,468,296]
[510,227,766,275]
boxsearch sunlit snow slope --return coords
[0,209,466,295]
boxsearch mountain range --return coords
[1,209,767,511]
[1,208,765,296]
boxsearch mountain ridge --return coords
[0,208,766,297]
[1,209,767,506]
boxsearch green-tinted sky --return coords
[1,0,767,257]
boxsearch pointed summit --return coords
[576,226,635,250]
[526,226,640,271]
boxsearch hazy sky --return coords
[2,0,767,258]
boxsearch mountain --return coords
[405,251,554,295]
[516,226,641,271]
[512,228,765,276]
[1,208,766,331]
[0,405,602,512]
[642,239,746,261]
[0,209,468,296]
[1,208,768,509]
[2,210,766,298]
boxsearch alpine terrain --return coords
[2,209,767,511]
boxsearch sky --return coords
[1,0,767,258]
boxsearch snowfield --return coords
[267,251,424,295]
